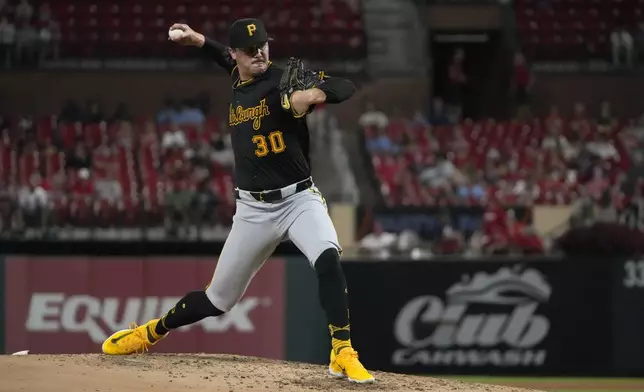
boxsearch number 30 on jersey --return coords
[253,131,286,157]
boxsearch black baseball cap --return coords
[229,18,272,49]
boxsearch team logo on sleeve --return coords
[281,94,291,110]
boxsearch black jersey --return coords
[228,63,312,191]
[200,37,355,191]
[199,38,310,191]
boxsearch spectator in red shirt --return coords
[66,168,94,225]
[404,144,425,175]
[449,126,470,156]
[438,226,464,255]
[512,52,533,121]
[509,213,545,254]
[570,102,591,139]
[482,200,511,254]
[418,126,439,153]
[446,48,467,123]
[586,166,610,201]
[378,155,402,185]
[140,121,158,148]
[72,168,94,197]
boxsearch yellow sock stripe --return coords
[160,315,170,331]
[332,338,352,353]
[145,320,160,341]
[329,323,351,336]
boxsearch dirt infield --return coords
[0,354,545,392]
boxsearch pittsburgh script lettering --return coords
[229,99,271,131]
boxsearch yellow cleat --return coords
[101,319,166,355]
[329,347,375,383]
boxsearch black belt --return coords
[235,178,313,203]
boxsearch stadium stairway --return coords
[343,125,381,206]
[308,111,361,204]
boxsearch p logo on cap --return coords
[229,18,268,48]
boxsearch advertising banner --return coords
[342,259,612,376]
[612,257,644,373]
[3,256,285,358]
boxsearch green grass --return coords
[434,376,644,392]
[523,388,643,391]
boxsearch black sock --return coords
[315,248,351,349]
[155,290,224,336]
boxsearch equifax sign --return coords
[25,293,269,343]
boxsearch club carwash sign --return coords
[392,266,552,367]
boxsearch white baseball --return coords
[168,29,185,40]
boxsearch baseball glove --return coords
[279,57,324,113]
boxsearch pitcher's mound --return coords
[0,354,544,392]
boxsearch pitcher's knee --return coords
[205,286,240,313]
[314,248,341,276]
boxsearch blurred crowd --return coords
[0,0,61,68]
[358,96,643,257]
[362,99,630,206]
[0,93,238,239]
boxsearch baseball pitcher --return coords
[101,18,374,383]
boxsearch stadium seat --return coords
[515,0,636,61]
[34,0,365,60]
